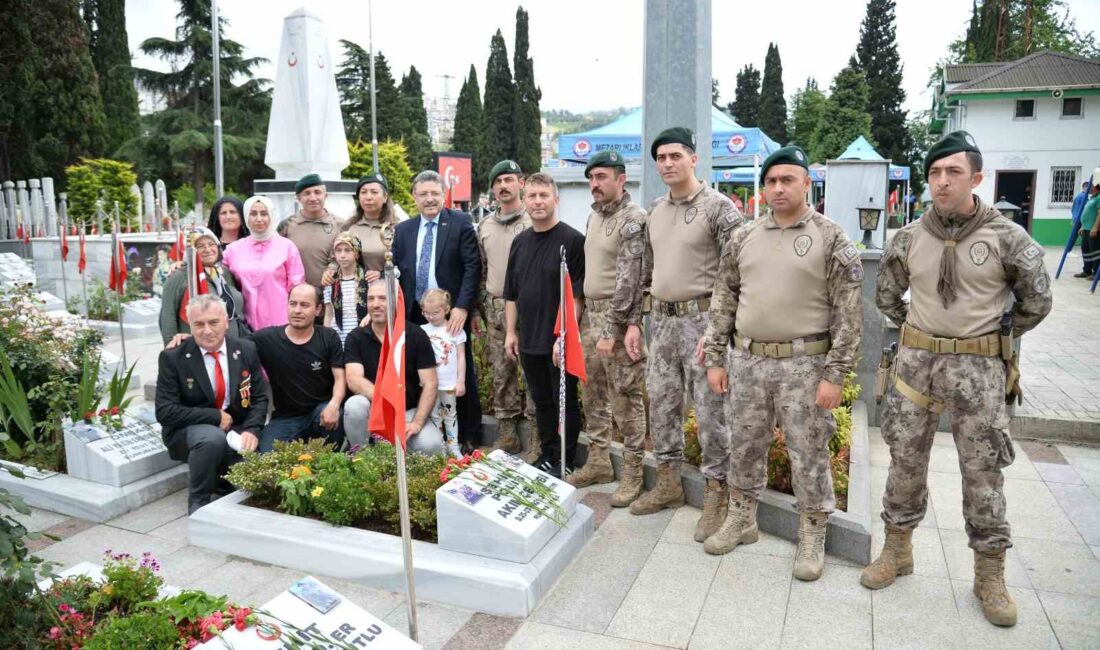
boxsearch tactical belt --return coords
[900,324,1001,357]
[586,297,612,313]
[485,295,507,310]
[733,332,831,358]
[651,296,711,317]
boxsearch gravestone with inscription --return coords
[63,415,177,487]
[123,296,161,325]
[199,576,420,650]
[436,449,577,564]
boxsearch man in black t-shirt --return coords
[343,280,444,454]
[254,284,346,451]
[504,173,586,478]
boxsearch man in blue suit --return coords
[392,170,483,449]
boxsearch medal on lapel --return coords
[240,370,252,408]
[186,377,195,390]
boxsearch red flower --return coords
[82,411,94,422]
[471,449,484,460]
[97,408,108,417]
[439,468,451,483]
[109,406,120,415]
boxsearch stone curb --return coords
[1011,414,1100,446]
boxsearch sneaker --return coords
[446,442,463,459]
[535,457,563,479]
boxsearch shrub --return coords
[225,438,332,502]
[343,140,416,215]
[65,158,141,232]
[66,271,148,322]
[83,611,179,649]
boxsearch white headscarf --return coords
[244,196,277,242]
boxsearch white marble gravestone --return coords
[63,416,177,487]
[0,251,35,288]
[436,450,577,564]
[122,296,161,324]
[199,576,420,650]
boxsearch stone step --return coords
[1011,414,1100,445]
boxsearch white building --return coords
[932,51,1100,245]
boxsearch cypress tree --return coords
[855,0,910,165]
[729,64,761,127]
[789,78,828,158]
[810,57,874,161]
[758,43,788,143]
[482,29,515,167]
[399,66,432,171]
[512,7,542,174]
[336,40,372,143]
[452,65,487,200]
[0,0,107,181]
[86,0,140,155]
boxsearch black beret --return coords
[650,127,696,160]
[760,145,809,180]
[295,173,324,194]
[584,150,626,178]
[924,130,980,177]
[355,173,389,195]
[488,159,523,185]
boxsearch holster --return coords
[875,344,897,404]
[1000,313,1022,405]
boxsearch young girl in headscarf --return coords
[323,232,369,347]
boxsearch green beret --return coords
[355,173,389,195]
[584,150,626,178]
[760,145,809,180]
[488,159,523,185]
[650,127,696,159]
[924,130,980,177]
[295,173,324,194]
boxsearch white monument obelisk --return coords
[256,6,355,217]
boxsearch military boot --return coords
[629,462,685,515]
[694,478,729,542]
[973,550,1018,627]
[567,445,614,487]
[859,524,914,589]
[610,450,645,507]
[522,427,542,465]
[793,511,828,581]
[703,490,758,555]
[491,417,523,455]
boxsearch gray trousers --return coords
[174,424,241,515]
[343,395,445,455]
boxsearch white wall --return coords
[947,96,1100,221]
[545,166,643,235]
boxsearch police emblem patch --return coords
[793,234,813,257]
[605,217,618,236]
[628,238,644,256]
[1035,273,1049,294]
[513,222,525,235]
[684,207,699,224]
[969,241,991,266]
[849,264,864,282]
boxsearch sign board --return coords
[200,577,420,649]
[436,450,576,563]
[435,153,472,203]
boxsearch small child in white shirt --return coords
[419,289,466,458]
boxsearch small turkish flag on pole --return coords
[78,227,87,274]
[108,227,127,294]
[369,282,408,448]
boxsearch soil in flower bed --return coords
[239,495,439,543]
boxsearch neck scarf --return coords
[920,194,1000,308]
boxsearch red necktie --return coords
[208,350,226,408]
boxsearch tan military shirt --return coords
[583,191,647,337]
[343,215,402,273]
[478,205,530,298]
[278,210,342,287]
[642,183,742,302]
[704,208,864,386]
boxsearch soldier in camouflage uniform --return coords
[865,131,1052,627]
[566,150,649,505]
[702,146,863,582]
[625,127,742,543]
[477,161,536,460]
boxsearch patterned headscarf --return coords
[331,232,367,325]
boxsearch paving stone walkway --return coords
[15,429,1100,649]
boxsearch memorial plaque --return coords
[200,577,420,650]
[436,449,577,564]
[64,416,177,487]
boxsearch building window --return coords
[1062,97,1083,118]
[1050,167,1079,205]
[1014,99,1035,119]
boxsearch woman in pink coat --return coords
[222,196,305,330]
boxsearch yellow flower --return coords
[290,465,313,480]
[101,584,113,595]
[352,457,363,463]
[297,453,313,462]
[311,486,324,498]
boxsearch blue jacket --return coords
[1072,190,1090,223]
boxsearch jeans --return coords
[520,352,580,467]
[259,401,344,452]
[342,394,445,455]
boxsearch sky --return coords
[126,0,1100,117]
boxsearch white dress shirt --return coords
[201,339,230,409]
[415,214,440,292]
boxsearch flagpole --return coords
[384,243,419,642]
[368,0,379,173]
[113,215,128,369]
[559,246,567,476]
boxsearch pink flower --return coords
[186,640,199,649]
[49,627,61,639]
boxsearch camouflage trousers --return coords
[485,297,532,420]
[648,311,728,480]
[727,348,836,513]
[580,301,647,452]
[880,345,1014,552]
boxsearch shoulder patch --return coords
[1015,242,1044,269]
[835,243,860,266]
[848,264,864,282]
[622,221,643,238]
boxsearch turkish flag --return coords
[78,228,87,274]
[178,257,210,324]
[444,184,453,210]
[60,222,69,261]
[108,230,127,294]
[168,227,186,262]
[553,271,586,383]
[16,223,24,243]
[888,188,899,214]
[369,285,408,448]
